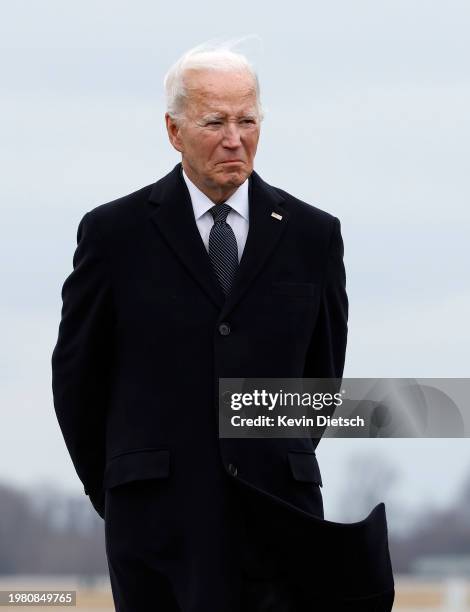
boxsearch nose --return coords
[222,122,242,148]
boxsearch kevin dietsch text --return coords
[230,415,366,428]
[228,389,366,430]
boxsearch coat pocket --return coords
[271,281,317,297]
[287,450,323,486]
[103,448,170,489]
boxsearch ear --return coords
[165,113,184,153]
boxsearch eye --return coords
[240,118,256,125]
[206,121,222,126]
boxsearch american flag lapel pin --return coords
[271,212,283,221]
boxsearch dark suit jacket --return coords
[52,164,393,609]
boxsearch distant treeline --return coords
[390,487,470,573]
[335,453,470,574]
[0,467,469,575]
[0,483,107,575]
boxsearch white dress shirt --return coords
[181,167,249,262]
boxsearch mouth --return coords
[219,160,244,164]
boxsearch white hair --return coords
[164,38,264,124]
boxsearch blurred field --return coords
[0,576,469,610]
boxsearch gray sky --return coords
[1,0,469,526]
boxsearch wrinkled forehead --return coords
[183,68,258,114]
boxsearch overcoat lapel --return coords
[147,163,289,317]
[219,170,289,320]
[148,164,225,309]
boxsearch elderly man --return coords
[52,43,394,612]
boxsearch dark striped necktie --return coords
[208,203,239,295]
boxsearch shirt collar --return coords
[182,166,249,221]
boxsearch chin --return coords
[220,169,248,187]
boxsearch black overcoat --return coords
[52,164,393,611]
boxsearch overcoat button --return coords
[228,463,238,477]
[219,323,231,336]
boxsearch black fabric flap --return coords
[271,281,317,297]
[287,450,323,486]
[103,448,170,489]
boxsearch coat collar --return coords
[147,163,289,318]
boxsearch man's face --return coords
[166,69,261,200]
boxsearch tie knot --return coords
[210,203,231,224]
